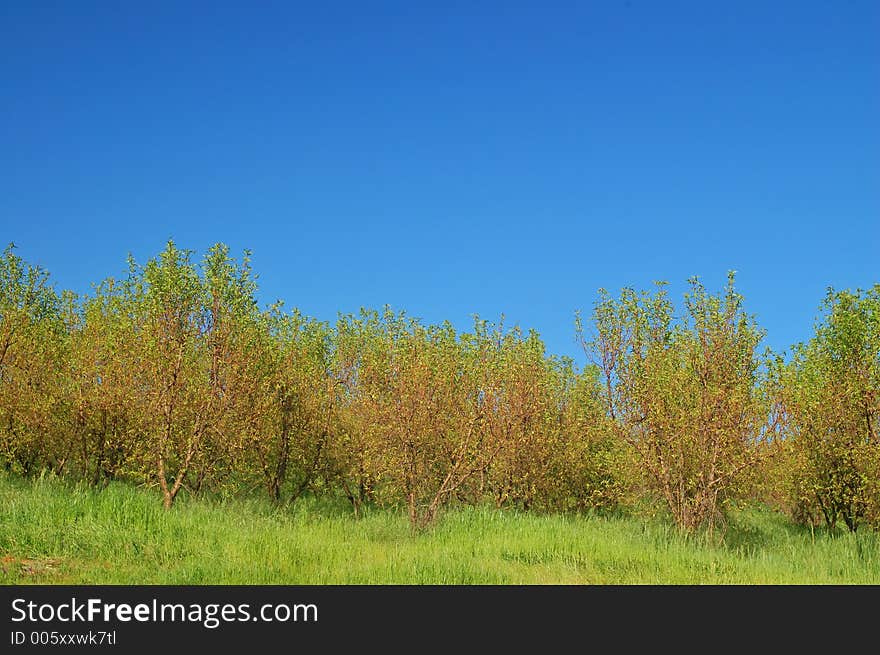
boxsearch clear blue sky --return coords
[2,1,878,365]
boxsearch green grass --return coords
[1,473,878,584]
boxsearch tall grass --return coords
[1,473,877,584]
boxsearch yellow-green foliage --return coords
[775,286,880,531]
[582,274,772,532]
[0,242,878,534]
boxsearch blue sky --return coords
[2,1,878,365]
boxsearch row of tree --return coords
[0,242,877,532]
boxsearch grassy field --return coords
[1,473,878,584]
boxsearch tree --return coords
[582,273,770,532]
[227,305,336,503]
[335,308,491,528]
[66,277,140,486]
[551,364,629,513]
[127,241,258,508]
[328,309,384,516]
[0,244,67,476]
[480,324,561,510]
[184,244,260,496]
[778,286,880,531]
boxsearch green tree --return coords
[227,305,336,503]
[0,244,67,476]
[66,275,141,486]
[336,308,491,528]
[480,324,562,510]
[126,241,259,508]
[779,285,880,531]
[582,273,770,532]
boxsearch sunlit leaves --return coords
[583,273,769,532]
[778,285,880,531]
[1,243,876,536]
